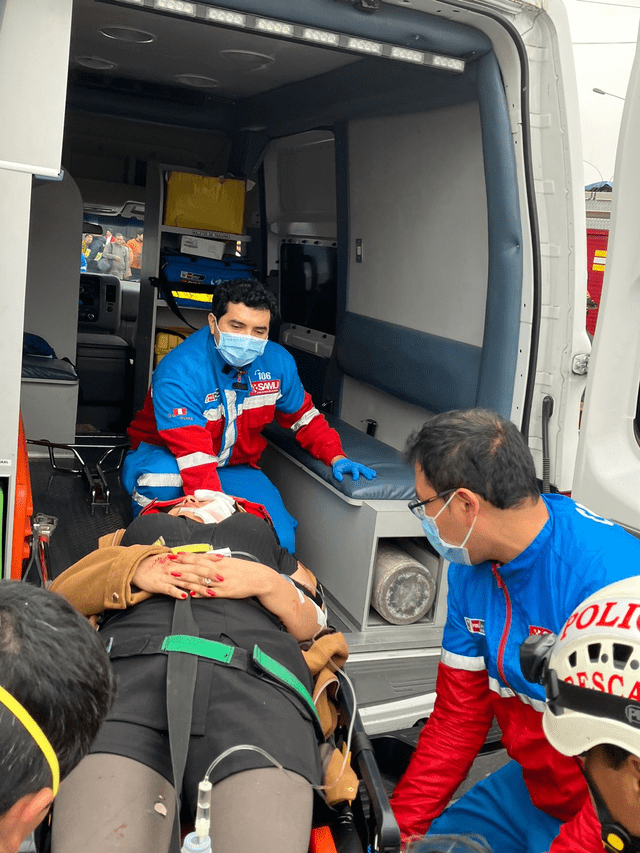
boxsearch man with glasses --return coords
[391,408,640,853]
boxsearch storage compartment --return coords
[76,333,132,432]
[163,172,246,234]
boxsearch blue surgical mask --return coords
[214,319,267,368]
[420,492,477,565]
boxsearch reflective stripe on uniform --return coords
[132,489,153,508]
[176,452,217,471]
[487,676,546,712]
[441,649,487,671]
[218,389,238,466]
[290,407,319,433]
[138,473,183,487]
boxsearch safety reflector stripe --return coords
[290,407,320,433]
[242,393,279,411]
[204,407,223,421]
[137,474,183,487]
[132,489,152,507]
[441,649,486,671]
[488,676,546,712]
[176,452,217,471]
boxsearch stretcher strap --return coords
[160,633,323,739]
[166,599,199,853]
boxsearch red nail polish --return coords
[215,574,224,582]
[167,554,179,560]
[181,593,188,599]
[190,591,197,597]
[206,590,216,597]
[170,572,182,578]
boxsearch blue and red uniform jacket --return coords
[128,327,344,494]
[391,494,640,848]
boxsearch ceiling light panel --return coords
[104,1,466,73]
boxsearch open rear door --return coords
[573,22,640,534]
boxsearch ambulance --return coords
[0,0,634,736]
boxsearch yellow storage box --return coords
[163,172,246,234]
[154,328,191,366]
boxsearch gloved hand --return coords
[332,458,377,482]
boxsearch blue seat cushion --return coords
[262,414,415,502]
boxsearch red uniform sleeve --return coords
[548,794,602,853]
[158,424,223,494]
[390,662,494,844]
[275,391,344,466]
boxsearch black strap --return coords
[149,275,198,330]
[166,597,200,853]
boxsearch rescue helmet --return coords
[519,576,640,757]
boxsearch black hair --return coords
[0,581,116,815]
[210,279,278,322]
[406,409,540,510]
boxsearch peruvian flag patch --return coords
[172,407,187,416]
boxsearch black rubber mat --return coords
[29,453,133,579]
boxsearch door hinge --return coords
[572,353,590,375]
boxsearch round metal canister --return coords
[371,542,436,625]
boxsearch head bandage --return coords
[0,684,59,795]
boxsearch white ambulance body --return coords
[0,0,620,732]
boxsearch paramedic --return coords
[49,495,331,853]
[0,581,116,853]
[123,278,376,552]
[390,408,640,853]
[521,576,640,850]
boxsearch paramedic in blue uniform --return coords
[123,279,376,553]
[390,408,640,853]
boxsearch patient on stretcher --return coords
[50,493,350,853]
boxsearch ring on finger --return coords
[203,577,212,586]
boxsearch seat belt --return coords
[166,596,199,853]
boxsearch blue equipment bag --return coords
[161,255,256,310]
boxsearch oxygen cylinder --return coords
[370,542,436,625]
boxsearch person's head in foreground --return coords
[521,576,640,852]
[406,409,540,566]
[0,581,116,853]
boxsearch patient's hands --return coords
[132,551,226,600]
[131,552,275,601]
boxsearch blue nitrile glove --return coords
[332,458,377,482]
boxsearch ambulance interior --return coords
[20,0,528,731]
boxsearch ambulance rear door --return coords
[573,23,640,534]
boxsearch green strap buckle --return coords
[162,634,235,664]
[252,645,320,723]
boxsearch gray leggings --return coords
[51,754,314,853]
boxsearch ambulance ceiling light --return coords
[75,56,118,70]
[100,26,156,43]
[103,2,466,74]
[174,73,220,87]
[154,0,197,15]
[219,50,275,72]
[206,8,246,26]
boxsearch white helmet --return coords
[520,577,640,758]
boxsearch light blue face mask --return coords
[420,491,477,565]
[213,319,267,368]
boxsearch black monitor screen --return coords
[279,243,337,337]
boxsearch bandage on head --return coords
[0,684,60,795]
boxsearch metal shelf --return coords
[161,224,251,242]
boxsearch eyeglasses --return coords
[408,489,456,520]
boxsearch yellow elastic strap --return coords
[0,684,59,795]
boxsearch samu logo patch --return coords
[465,617,485,635]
